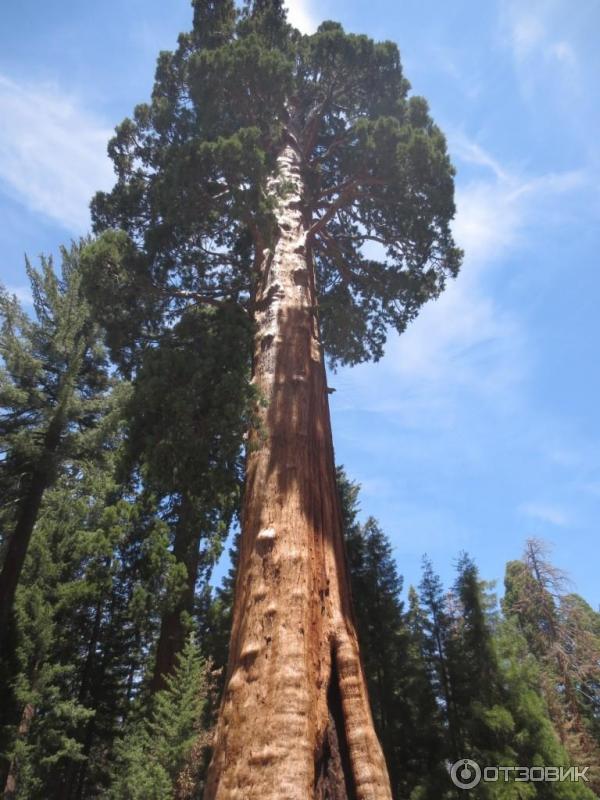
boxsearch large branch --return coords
[308,190,355,240]
[308,177,386,241]
[314,231,356,286]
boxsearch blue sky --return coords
[1,0,599,606]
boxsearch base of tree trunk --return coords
[314,657,356,800]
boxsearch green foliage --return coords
[88,0,460,369]
[120,299,254,693]
[503,543,600,791]
[338,468,449,799]
[0,241,111,542]
[0,242,116,781]
[109,636,209,800]
[125,303,254,528]
[201,532,240,701]
[3,450,174,798]
[417,554,596,800]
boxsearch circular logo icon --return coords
[450,759,482,789]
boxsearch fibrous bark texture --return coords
[204,139,392,800]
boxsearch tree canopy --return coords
[86,0,460,368]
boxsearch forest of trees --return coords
[0,285,598,798]
[1,2,599,799]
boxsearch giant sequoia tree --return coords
[87,2,460,797]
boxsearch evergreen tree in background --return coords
[337,468,449,799]
[0,243,113,785]
[121,306,253,691]
[493,619,596,800]
[448,553,507,765]
[503,540,600,792]
[2,445,174,799]
[0,243,111,650]
[404,586,452,799]
[419,556,461,763]
[202,533,240,702]
[109,635,210,800]
[416,553,597,799]
[85,0,460,794]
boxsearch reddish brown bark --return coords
[204,139,391,799]
[3,702,35,799]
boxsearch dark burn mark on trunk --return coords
[314,651,357,800]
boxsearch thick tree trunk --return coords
[204,138,392,799]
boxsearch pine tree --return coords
[430,552,596,800]
[85,2,460,795]
[448,554,506,760]
[494,619,596,800]
[503,541,600,792]
[419,556,461,764]
[202,533,240,701]
[0,244,111,642]
[404,587,451,799]
[109,635,210,800]
[0,243,112,783]
[2,449,174,800]
[338,468,448,799]
[559,593,600,746]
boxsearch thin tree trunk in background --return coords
[3,701,35,799]
[0,469,51,645]
[205,135,392,800]
[151,502,200,693]
[0,405,66,653]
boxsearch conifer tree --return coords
[0,243,111,649]
[202,533,240,700]
[109,635,210,800]
[85,2,460,795]
[121,307,253,691]
[448,553,506,760]
[338,469,448,798]
[419,556,461,763]
[404,587,450,799]
[2,449,174,800]
[0,243,113,786]
[494,619,596,800]
[422,554,596,800]
[503,541,600,792]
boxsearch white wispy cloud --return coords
[503,1,573,66]
[519,502,570,527]
[285,0,320,34]
[452,138,585,268]
[500,0,588,106]
[0,74,114,232]
[334,134,585,431]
